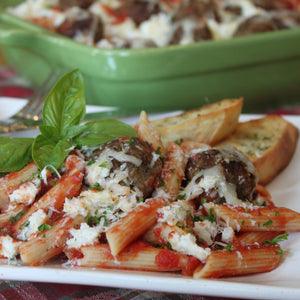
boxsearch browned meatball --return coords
[90,137,162,198]
[58,0,95,10]
[186,147,258,204]
[271,10,300,29]
[116,0,160,26]
[252,0,292,10]
[173,0,220,22]
[57,15,103,43]
[234,15,277,37]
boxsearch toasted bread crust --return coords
[217,115,299,185]
[151,98,243,147]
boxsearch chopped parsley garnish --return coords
[263,220,273,227]
[275,211,280,216]
[87,159,96,166]
[225,243,233,252]
[138,196,144,203]
[174,139,183,145]
[214,244,222,250]
[89,183,103,191]
[128,138,135,145]
[170,169,176,173]
[38,224,52,232]
[262,233,288,245]
[276,249,284,256]
[193,208,216,223]
[99,161,108,168]
[21,221,30,228]
[166,242,172,250]
[159,178,165,187]
[9,210,27,224]
[177,194,186,200]
[201,198,207,204]
[85,214,109,227]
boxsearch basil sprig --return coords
[0,69,137,172]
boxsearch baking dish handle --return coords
[0,28,56,52]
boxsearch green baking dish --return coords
[0,1,300,113]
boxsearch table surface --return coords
[0,61,299,300]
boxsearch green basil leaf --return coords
[39,125,60,142]
[42,69,85,137]
[63,125,86,140]
[32,135,75,170]
[0,137,34,172]
[75,119,137,147]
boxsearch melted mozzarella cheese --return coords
[183,165,246,206]
[85,148,143,212]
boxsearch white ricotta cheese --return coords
[67,223,102,249]
[0,236,22,259]
[9,179,40,207]
[168,232,211,262]
[221,226,234,243]
[18,209,48,241]
[157,201,192,226]
[193,220,218,245]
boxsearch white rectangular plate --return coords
[0,103,300,299]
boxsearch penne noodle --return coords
[238,231,284,246]
[106,197,166,256]
[154,142,185,202]
[193,245,281,278]
[12,156,84,237]
[65,240,200,276]
[204,203,300,232]
[19,215,83,266]
[0,204,28,232]
[0,162,39,211]
[135,111,165,154]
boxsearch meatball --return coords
[173,0,220,22]
[115,0,161,26]
[271,11,300,29]
[234,15,277,37]
[252,0,292,11]
[57,14,103,43]
[58,0,95,10]
[185,147,258,204]
[88,137,162,199]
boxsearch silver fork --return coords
[0,69,64,134]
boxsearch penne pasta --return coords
[19,215,83,266]
[204,203,300,232]
[154,142,185,202]
[0,204,28,231]
[106,197,166,256]
[0,162,39,211]
[11,156,84,237]
[193,245,281,278]
[65,240,200,275]
[135,111,165,154]
[238,231,284,246]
